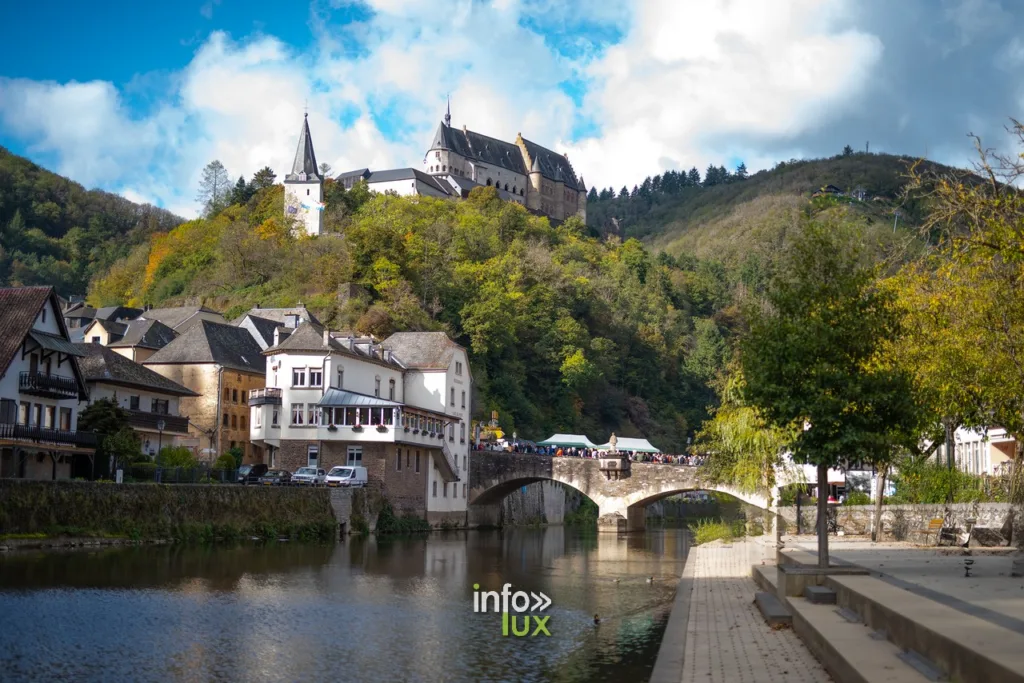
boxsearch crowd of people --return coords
[477,441,705,467]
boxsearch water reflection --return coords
[0,528,690,683]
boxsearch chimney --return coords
[462,124,467,133]
[323,329,330,345]
[347,336,355,351]
[385,349,392,363]
[285,314,299,328]
[273,327,281,346]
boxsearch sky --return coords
[1,0,1022,218]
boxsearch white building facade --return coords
[249,324,470,525]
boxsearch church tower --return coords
[283,113,323,236]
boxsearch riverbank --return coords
[0,480,337,544]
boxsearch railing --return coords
[124,410,190,434]
[19,371,79,399]
[440,438,460,481]
[0,422,97,448]
[249,388,283,406]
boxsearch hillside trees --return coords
[196,160,231,216]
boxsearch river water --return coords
[0,527,691,683]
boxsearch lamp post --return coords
[157,418,165,465]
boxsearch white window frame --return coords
[307,445,319,467]
[291,403,304,425]
[347,446,363,465]
[309,367,323,387]
[292,368,306,387]
[337,366,344,389]
[308,403,320,426]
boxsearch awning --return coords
[598,437,661,454]
[537,433,598,448]
[317,388,402,408]
[28,331,84,356]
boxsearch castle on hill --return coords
[283,107,587,236]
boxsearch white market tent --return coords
[598,437,661,454]
[537,433,599,449]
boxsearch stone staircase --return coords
[753,549,1024,683]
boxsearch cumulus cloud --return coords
[0,0,1022,215]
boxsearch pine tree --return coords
[651,174,662,193]
[842,145,854,157]
[687,167,701,186]
[630,185,639,199]
[599,188,613,201]
[735,162,748,180]
[229,176,248,205]
[618,186,629,199]
[587,187,598,202]
[719,165,730,184]
[251,166,277,191]
[197,160,230,217]
[640,177,652,198]
[703,164,719,187]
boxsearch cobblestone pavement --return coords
[681,541,831,683]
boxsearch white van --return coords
[325,466,368,488]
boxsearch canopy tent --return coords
[537,433,599,449]
[598,437,661,454]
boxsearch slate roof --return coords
[237,315,280,349]
[367,168,452,196]
[108,319,178,350]
[95,306,142,322]
[87,319,128,341]
[266,322,404,369]
[0,286,89,398]
[76,344,197,396]
[428,123,528,175]
[285,114,321,183]
[230,306,321,327]
[520,137,580,187]
[143,319,266,374]
[382,331,462,370]
[138,305,224,331]
[64,303,96,320]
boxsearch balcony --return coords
[125,410,190,434]
[0,422,97,449]
[249,387,282,406]
[19,371,79,400]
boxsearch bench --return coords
[919,518,943,545]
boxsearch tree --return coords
[78,398,140,473]
[740,218,921,567]
[687,167,701,186]
[228,176,251,205]
[197,160,230,217]
[735,162,748,180]
[618,186,629,199]
[703,164,720,187]
[319,162,333,177]
[251,166,277,191]
[842,145,854,157]
[587,187,598,202]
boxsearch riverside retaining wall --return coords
[777,502,1012,541]
[0,480,337,539]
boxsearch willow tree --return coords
[741,217,921,568]
[695,369,795,498]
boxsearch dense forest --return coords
[0,146,182,295]
[0,145,950,449]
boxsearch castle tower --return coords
[552,164,565,220]
[527,155,542,212]
[577,175,588,223]
[283,113,323,236]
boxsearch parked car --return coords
[259,469,292,486]
[325,466,368,488]
[292,467,327,486]
[237,463,269,485]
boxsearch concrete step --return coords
[751,564,779,594]
[827,574,1024,683]
[805,585,837,604]
[755,591,792,627]
[789,596,939,683]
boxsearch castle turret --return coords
[552,164,565,219]
[577,175,588,223]
[527,155,542,212]
[283,114,323,236]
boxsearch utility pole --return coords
[893,210,900,233]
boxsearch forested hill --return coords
[0,146,182,295]
[585,152,958,259]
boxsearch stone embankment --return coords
[777,502,1011,541]
[0,480,337,543]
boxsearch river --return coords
[0,527,691,683]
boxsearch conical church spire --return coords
[285,113,321,182]
[444,96,451,127]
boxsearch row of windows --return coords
[305,445,364,468]
[222,387,248,405]
[277,403,467,441]
[395,447,422,473]
[128,396,168,414]
[222,413,247,430]
[449,387,466,408]
[17,402,72,430]
[287,366,397,400]
[484,178,526,196]
[432,479,467,499]
[428,164,468,178]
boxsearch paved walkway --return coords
[681,541,830,683]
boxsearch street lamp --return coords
[157,418,166,465]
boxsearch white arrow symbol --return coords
[531,592,551,611]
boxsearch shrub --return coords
[375,502,430,534]
[843,491,872,506]
[158,446,198,469]
[213,454,236,471]
[129,462,157,481]
[689,518,736,545]
[889,456,988,504]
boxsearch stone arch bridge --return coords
[468,451,775,531]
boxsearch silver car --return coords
[291,467,326,486]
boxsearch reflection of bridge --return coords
[468,451,774,531]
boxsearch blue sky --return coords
[1,0,1023,217]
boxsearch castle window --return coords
[442,165,446,172]
[520,188,524,196]
[306,189,310,196]
[512,186,516,194]
[504,184,509,191]
[486,178,492,186]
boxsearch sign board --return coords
[115,469,123,484]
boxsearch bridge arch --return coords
[468,451,775,530]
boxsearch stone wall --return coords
[777,503,1012,541]
[0,479,336,538]
[498,481,583,525]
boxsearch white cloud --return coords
[567,0,884,190]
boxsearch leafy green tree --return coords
[318,162,333,177]
[158,446,198,469]
[251,166,277,191]
[740,218,921,566]
[197,160,231,216]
